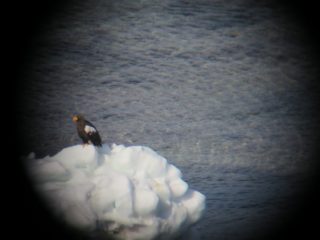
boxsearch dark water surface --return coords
[17,0,319,239]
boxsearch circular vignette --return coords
[10,1,320,240]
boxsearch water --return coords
[17,0,319,239]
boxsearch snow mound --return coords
[27,144,206,240]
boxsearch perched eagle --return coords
[72,114,102,147]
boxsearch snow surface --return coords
[27,144,206,240]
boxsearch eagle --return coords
[72,114,102,147]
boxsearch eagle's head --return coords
[72,114,84,123]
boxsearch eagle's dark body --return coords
[72,115,102,147]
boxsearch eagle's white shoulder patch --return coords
[84,125,96,133]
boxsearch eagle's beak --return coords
[72,116,78,122]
